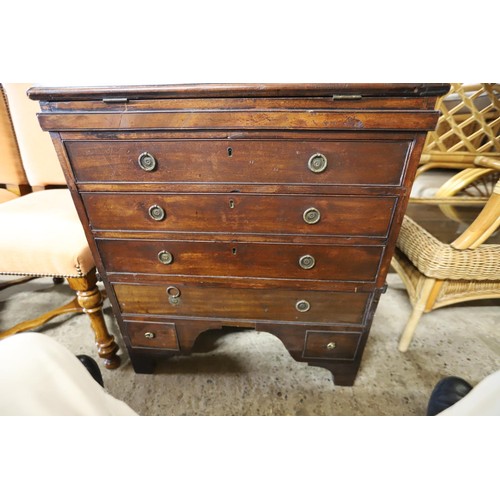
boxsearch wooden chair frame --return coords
[0,270,120,369]
[0,83,120,369]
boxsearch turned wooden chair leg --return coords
[67,271,121,369]
[398,278,437,353]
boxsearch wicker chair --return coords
[392,156,500,352]
[410,83,499,214]
[417,83,500,177]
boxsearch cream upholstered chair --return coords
[0,83,120,369]
[0,85,30,203]
[392,156,500,352]
[0,85,33,291]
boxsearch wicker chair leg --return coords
[399,278,436,352]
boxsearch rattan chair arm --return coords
[474,156,500,171]
[420,153,478,165]
[408,197,489,205]
[451,185,500,250]
[435,167,494,198]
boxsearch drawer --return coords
[83,193,397,238]
[113,282,372,325]
[123,320,179,350]
[98,239,384,282]
[303,330,362,361]
[66,139,411,186]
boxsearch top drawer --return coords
[65,139,412,186]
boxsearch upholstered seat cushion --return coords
[0,189,94,277]
[0,188,18,203]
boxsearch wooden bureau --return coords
[29,84,448,386]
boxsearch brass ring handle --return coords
[303,207,321,225]
[149,205,166,221]
[166,286,181,305]
[299,254,316,270]
[138,152,157,171]
[144,332,156,339]
[295,299,311,313]
[158,250,173,265]
[308,153,328,173]
[327,342,336,350]
[166,286,181,298]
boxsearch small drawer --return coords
[303,330,362,361]
[114,282,372,325]
[82,192,397,238]
[124,320,179,350]
[66,139,411,186]
[98,239,384,283]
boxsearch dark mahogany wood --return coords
[113,282,372,324]
[124,320,179,350]
[83,192,397,237]
[303,331,362,360]
[66,139,411,186]
[28,83,449,101]
[39,110,441,132]
[98,239,384,282]
[29,83,449,387]
[40,97,432,113]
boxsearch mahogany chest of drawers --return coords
[29,84,448,386]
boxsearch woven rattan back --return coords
[424,83,500,157]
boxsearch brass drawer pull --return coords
[327,342,336,350]
[308,153,328,173]
[296,299,310,313]
[149,204,166,221]
[144,332,156,339]
[167,286,181,305]
[158,250,173,265]
[303,207,321,225]
[299,254,316,270]
[138,152,157,171]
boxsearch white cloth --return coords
[0,332,137,416]
[1,332,498,416]
[438,370,500,416]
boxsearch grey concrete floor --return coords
[0,273,498,415]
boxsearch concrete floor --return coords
[0,273,498,415]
